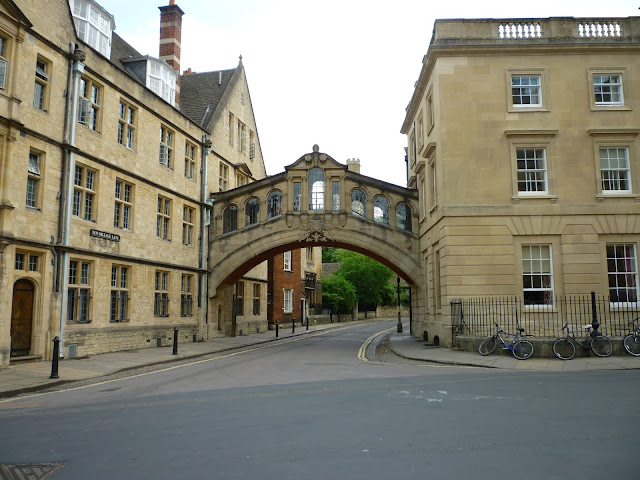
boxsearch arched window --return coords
[309,167,324,210]
[223,205,237,233]
[374,196,389,225]
[267,190,282,219]
[246,197,260,226]
[351,189,366,217]
[396,203,412,232]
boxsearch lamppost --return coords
[397,276,403,333]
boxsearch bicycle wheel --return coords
[552,338,575,360]
[623,334,640,356]
[512,340,534,360]
[478,336,497,356]
[590,335,613,357]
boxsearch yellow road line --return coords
[358,327,396,361]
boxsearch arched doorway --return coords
[10,279,35,357]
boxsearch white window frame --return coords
[593,73,623,106]
[78,76,101,132]
[511,74,542,108]
[600,146,631,194]
[181,274,193,317]
[516,147,548,195]
[588,68,629,111]
[159,126,173,169]
[0,36,8,90]
[522,244,554,306]
[284,250,292,271]
[607,243,638,305]
[283,288,293,314]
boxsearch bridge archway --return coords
[208,146,423,332]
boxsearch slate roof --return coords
[110,31,142,73]
[179,69,236,128]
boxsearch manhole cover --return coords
[0,463,63,479]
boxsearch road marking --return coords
[358,327,396,361]
[1,323,373,404]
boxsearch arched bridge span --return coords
[208,146,421,297]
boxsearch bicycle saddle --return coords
[517,328,524,333]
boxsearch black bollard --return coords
[306,316,309,330]
[276,321,279,338]
[50,336,60,379]
[292,317,295,333]
[172,327,178,355]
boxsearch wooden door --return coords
[10,279,34,357]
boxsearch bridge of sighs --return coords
[208,146,423,334]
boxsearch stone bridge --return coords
[208,146,424,327]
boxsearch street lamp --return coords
[397,276,403,333]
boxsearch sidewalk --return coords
[388,331,640,371]
[2,321,639,399]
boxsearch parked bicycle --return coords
[623,318,640,357]
[478,323,534,360]
[552,322,612,360]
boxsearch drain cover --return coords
[0,463,63,479]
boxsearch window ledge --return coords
[596,193,639,201]
[590,105,631,112]
[507,107,549,113]
[512,194,558,203]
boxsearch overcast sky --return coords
[99,0,637,186]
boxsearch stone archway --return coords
[10,279,35,357]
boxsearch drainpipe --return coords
[58,47,85,357]
[199,136,211,340]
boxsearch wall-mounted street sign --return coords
[90,229,120,242]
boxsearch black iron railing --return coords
[453,293,639,338]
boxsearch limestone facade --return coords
[401,17,640,345]
[0,0,270,366]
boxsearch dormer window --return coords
[69,0,114,58]
[147,60,177,106]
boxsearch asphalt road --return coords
[1,319,638,480]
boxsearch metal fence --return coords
[453,293,639,338]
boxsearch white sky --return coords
[98,0,637,186]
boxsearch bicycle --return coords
[478,323,534,360]
[552,322,612,360]
[623,318,640,356]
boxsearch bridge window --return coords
[267,191,282,219]
[246,198,260,226]
[223,205,238,234]
[374,196,389,225]
[396,203,412,232]
[332,181,340,211]
[293,182,301,212]
[309,167,324,210]
[351,189,366,217]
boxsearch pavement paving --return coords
[1,319,638,399]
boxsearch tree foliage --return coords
[322,247,339,263]
[335,250,395,308]
[322,274,357,314]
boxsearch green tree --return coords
[322,273,357,314]
[322,247,339,263]
[336,250,394,308]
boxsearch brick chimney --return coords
[159,0,184,105]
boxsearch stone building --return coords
[0,0,269,366]
[401,17,640,344]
